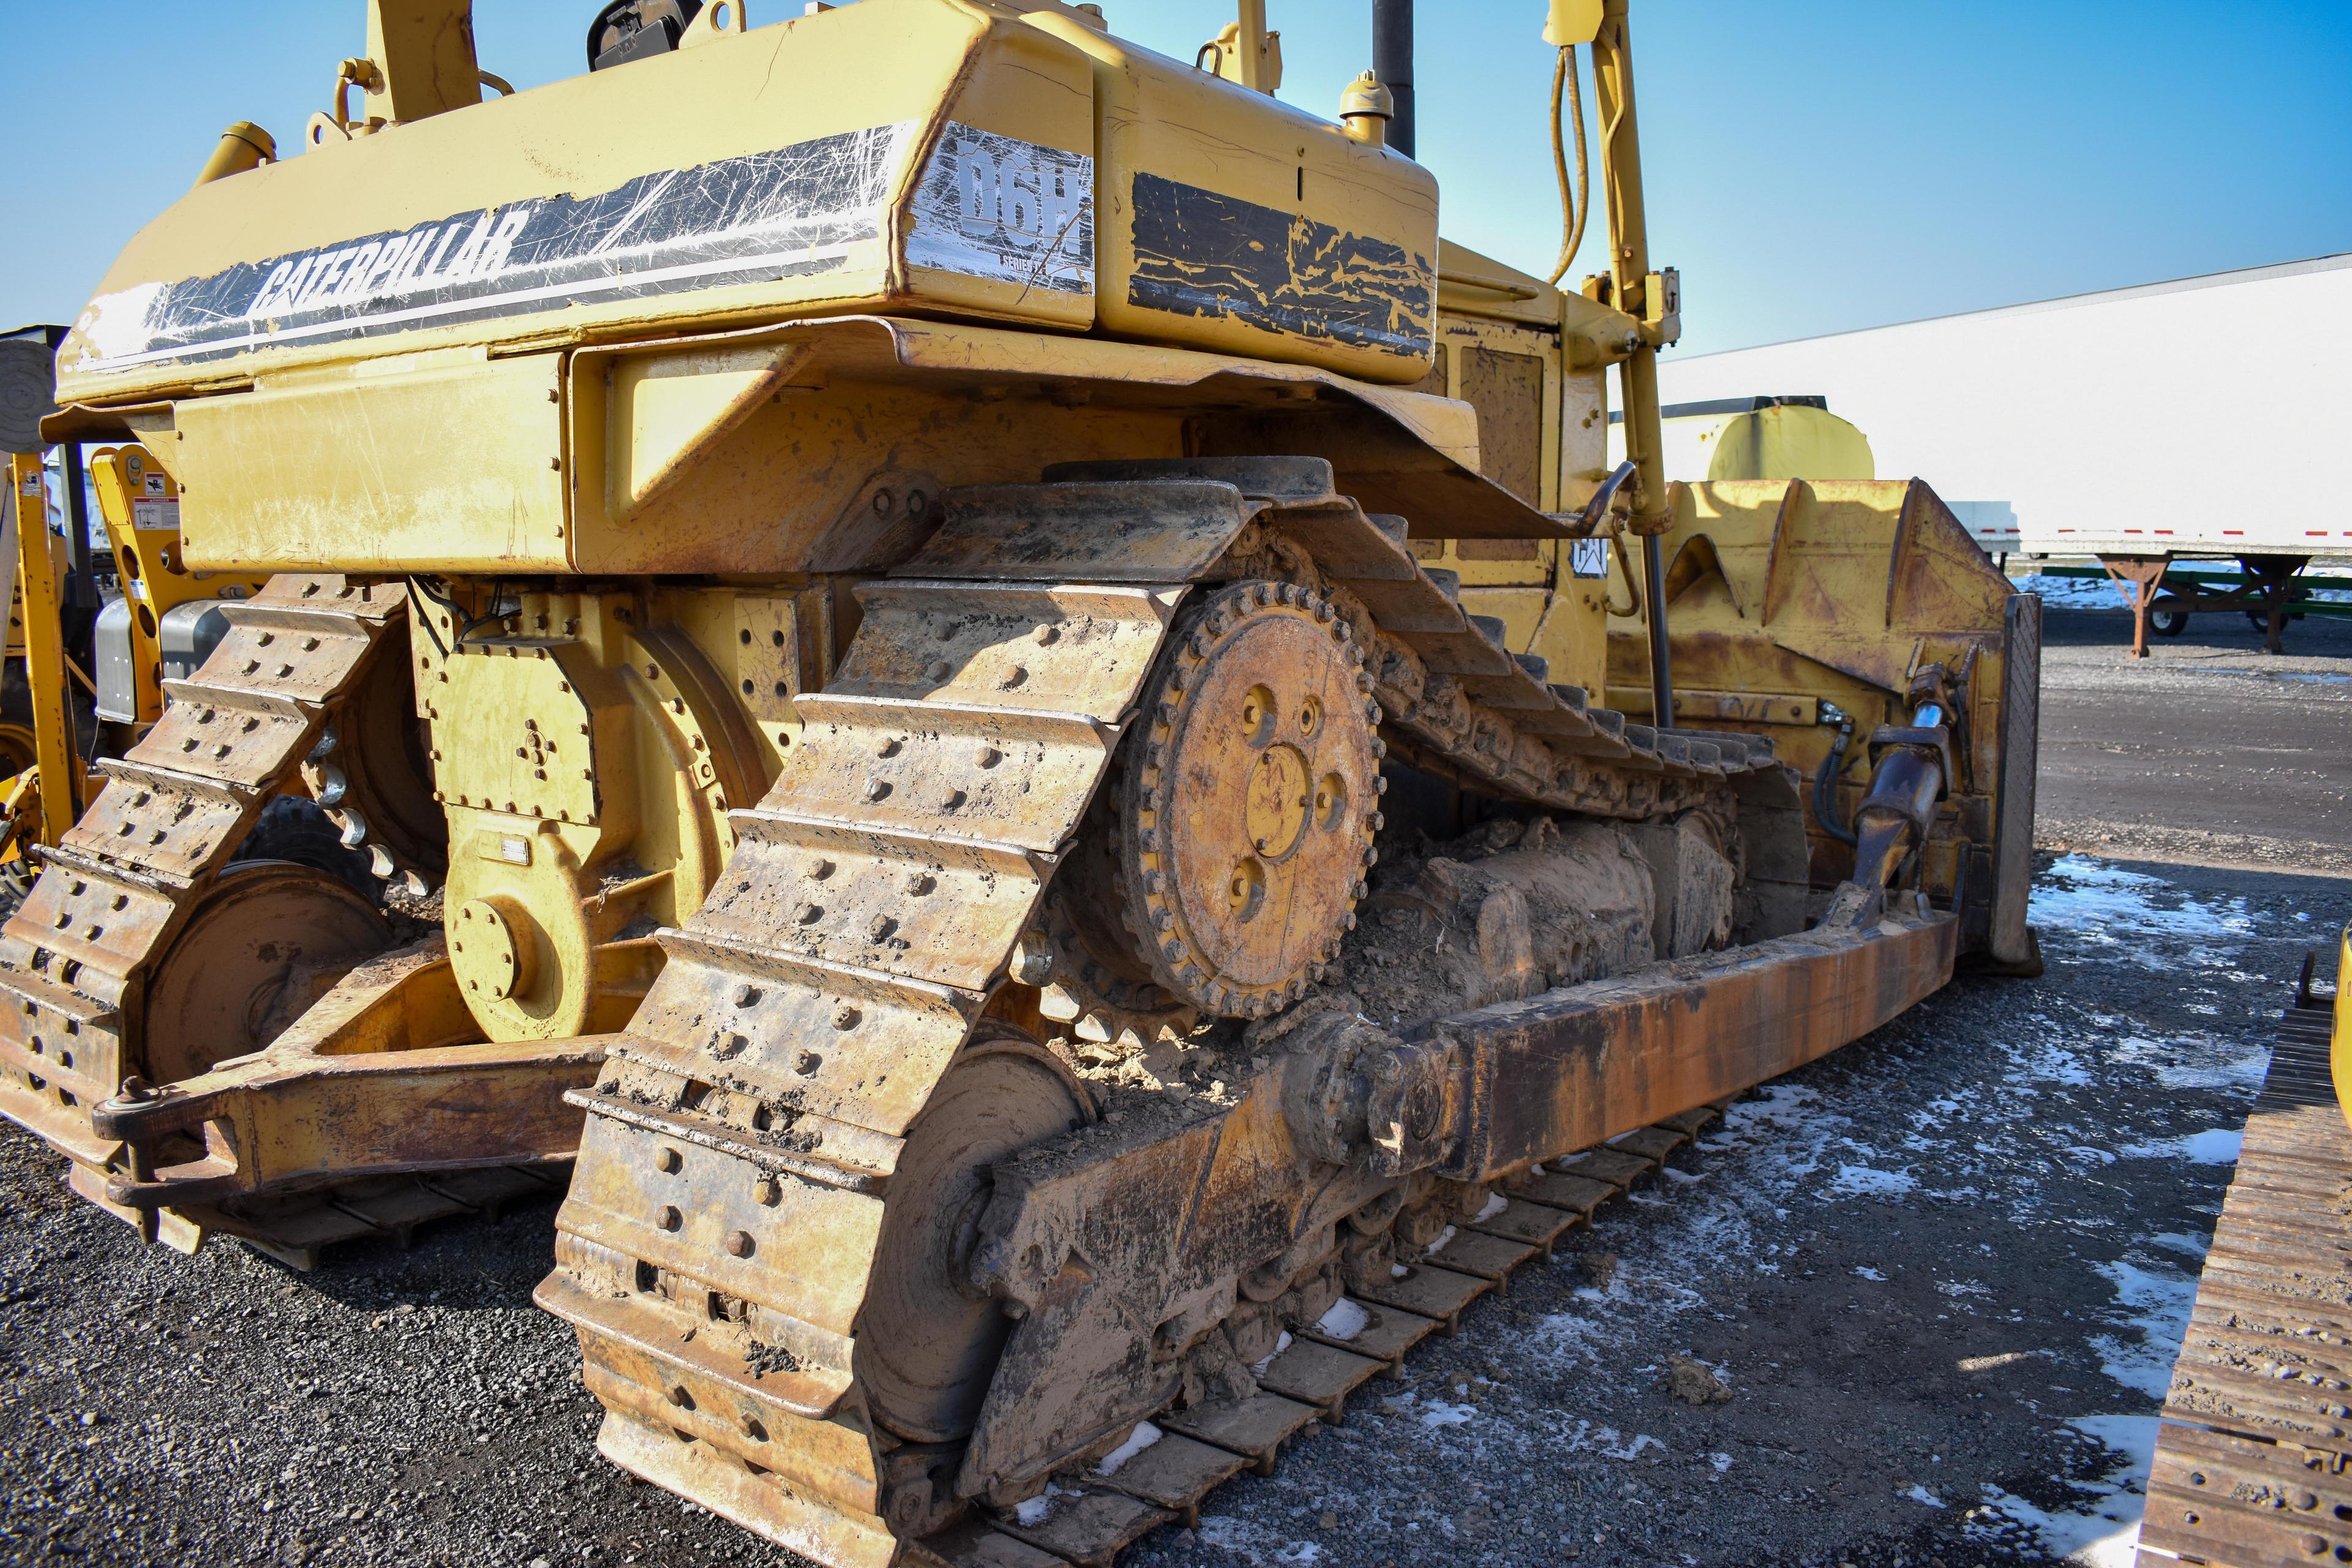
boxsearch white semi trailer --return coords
[1650,252,2352,654]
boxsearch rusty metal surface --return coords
[1433,902,1956,1179]
[938,1097,1736,1564]
[0,573,603,1259]
[2139,995,2352,1568]
[1110,581,1382,1016]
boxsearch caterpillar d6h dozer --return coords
[15,0,2039,1561]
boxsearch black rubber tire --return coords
[2148,601,2188,636]
[234,794,380,900]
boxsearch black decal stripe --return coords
[1125,172,1433,358]
[81,126,907,375]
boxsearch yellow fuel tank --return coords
[1611,396,1874,482]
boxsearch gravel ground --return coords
[5,855,2339,1568]
[4,594,2348,1568]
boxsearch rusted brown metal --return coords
[2100,555,2171,659]
[910,1097,1740,1564]
[2139,990,2350,1568]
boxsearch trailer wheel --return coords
[2148,599,2189,636]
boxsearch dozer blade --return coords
[1607,478,2040,968]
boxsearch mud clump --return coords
[1578,1251,1619,1289]
[1335,813,1685,1030]
[1665,1354,1733,1405]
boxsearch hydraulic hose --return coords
[1545,46,1591,285]
[1813,704,1858,846]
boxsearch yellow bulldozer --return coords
[9,1,2040,1562]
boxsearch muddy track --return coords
[536,464,1789,1564]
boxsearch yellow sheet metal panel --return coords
[175,350,567,571]
[57,1,1096,405]
[1606,477,2019,903]
[2335,922,2351,1131]
[1024,9,1439,384]
[88,445,269,723]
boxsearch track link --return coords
[0,575,405,1233]
[2140,983,2351,1568]
[538,466,1790,1565]
[922,1101,1731,1567]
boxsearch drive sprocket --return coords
[1115,581,1382,1017]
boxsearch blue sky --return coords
[3,1,2345,356]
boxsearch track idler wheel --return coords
[854,1028,1093,1469]
[138,861,392,1085]
[1117,581,1382,1018]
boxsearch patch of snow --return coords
[2013,573,2127,609]
[1709,1452,1733,1474]
[1831,1163,1918,1198]
[1389,1263,1410,1279]
[1969,1415,2157,1568]
[2087,1257,2198,1399]
[1854,1266,1887,1281]
[2112,1033,2271,1093]
[1473,1193,1509,1223]
[1423,1224,1458,1256]
[1250,1332,1293,1378]
[2028,856,2258,963]
[1419,1401,1476,1429]
[2118,1128,2243,1166]
[1314,1298,1370,1341]
[1093,1421,1161,1477]
[1602,1431,1665,1461]
[1902,1483,1946,1508]
[1014,1482,1072,1526]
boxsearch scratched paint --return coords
[906,124,1094,295]
[74,124,908,375]
[1126,172,1433,359]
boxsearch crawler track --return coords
[0,575,407,1246]
[2140,982,2352,1568]
[538,462,1792,1565]
[914,1100,1735,1567]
